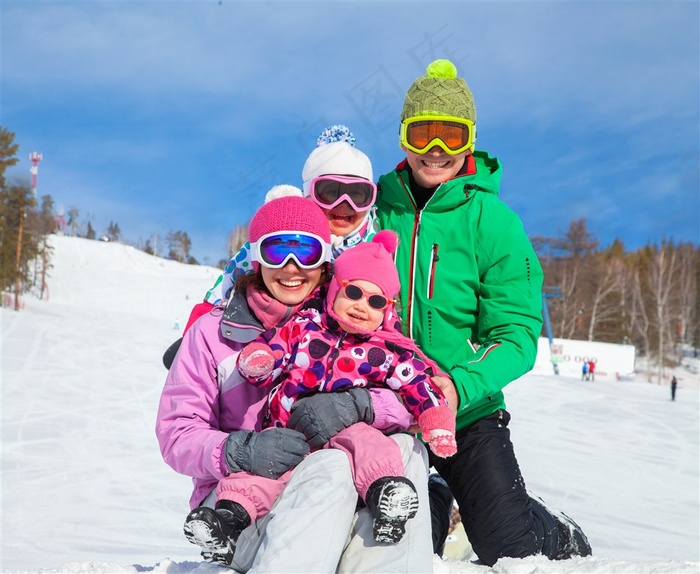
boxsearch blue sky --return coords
[2,1,698,265]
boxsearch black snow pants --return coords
[430,409,559,566]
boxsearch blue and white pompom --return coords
[316,125,356,147]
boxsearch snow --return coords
[2,235,698,574]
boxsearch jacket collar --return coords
[384,151,502,210]
[219,289,265,344]
[330,209,375,259]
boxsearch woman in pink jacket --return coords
[156,194,434,573]
[223,230,456,546]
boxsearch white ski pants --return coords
[229,433,434,573]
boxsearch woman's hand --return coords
[287,389,374,449]
[224,428,310,479]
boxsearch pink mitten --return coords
[417,406,457,458]
[238,342,279,379]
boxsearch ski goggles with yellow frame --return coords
[399,115,476,155]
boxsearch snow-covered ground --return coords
[2,235,698,574]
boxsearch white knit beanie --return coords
[301,125,373,196]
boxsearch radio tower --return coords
[29,152,43,196]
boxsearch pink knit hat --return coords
[248,195,332,244]
[248,195,331,271]
[326,230,401,333]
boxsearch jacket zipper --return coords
[398,176,419,336]
[427,243,439,299]
[408,212,422,336]
[398,175,444,337]
[321,331,346,391]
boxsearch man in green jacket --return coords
[375,59,592,566]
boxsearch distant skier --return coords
[582,362,589,381]
[587,360,596,381]
[671,376,678,401]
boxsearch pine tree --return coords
[0,182,38,308]
[0,127,20,189]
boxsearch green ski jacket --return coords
[376,151,544,430]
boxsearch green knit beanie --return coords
[401,59,476,123]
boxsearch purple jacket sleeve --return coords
[156,315,232,483]
[368,387,414,433]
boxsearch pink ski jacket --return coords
[247,306,449,429]
[156,301,414,509]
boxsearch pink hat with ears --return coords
[332,230,400,297]
[326,230,401,333]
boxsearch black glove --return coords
[286,388,374,449]
[224,428,310,479]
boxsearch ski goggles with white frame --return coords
[399,114,476,155]
[305,175,377,212]
[250,231,332,269]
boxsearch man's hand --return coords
[431,375,459,414]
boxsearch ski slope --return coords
[2,235,698,573]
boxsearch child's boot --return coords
[366,476,419,544]
[183,500,251,565]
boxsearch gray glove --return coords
[286,388,374,449]
[224,428,310,479]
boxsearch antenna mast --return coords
[29,152,43,196]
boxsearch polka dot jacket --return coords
[246,303,449,429]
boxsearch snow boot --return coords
[530,494,592,559]
[553,510,592,559]
[183,501,251,565]
[428,472,454,555]
[366,476,419,544]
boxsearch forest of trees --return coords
[2,126,698,373]
[532,220,698,373]
[0,127,201,308]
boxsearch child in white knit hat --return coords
[301,124,378,247]
[211,125,377,304]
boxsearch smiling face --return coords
[260,261,326,305]
[332,279,386,335]
[403,145,469,189]
[320,203,366,237]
